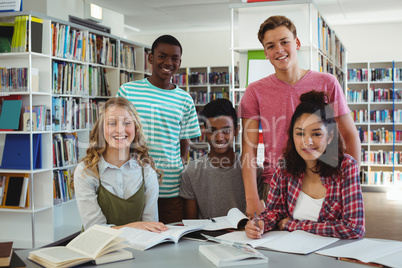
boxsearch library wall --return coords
[128,30,234,67]
[333,22,402,62]
[23,0,46,13]
[23,0,125,37]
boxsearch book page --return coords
[216,230,285,248]
[372,249,402,268]
[316,239,402,263]
[93,249,133,265]
[226,208,248,227]
[183,208,247,230]
[120,226,203,251]
[164,226,203,241]
[216,230,338,254]
[66,225,121,259]
[257,230,339,254]
[119,227,171,251]
[29,247,88,264]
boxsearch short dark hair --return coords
[151,35,182,55]
[201,98,238,130]
[283,90,345,178]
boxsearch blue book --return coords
[0,134,42,169]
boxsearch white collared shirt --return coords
[74,155,159,230]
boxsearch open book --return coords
[120,225,203,251]
[199,243,268,267]
[211,230,339,255]
[316,238,402,268]
[28,225,133,268]
[182,208,248,231]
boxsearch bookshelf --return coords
[173,66,239,160]
[0,11,150,249]
[229,0,346,92]
[229,0,347,164]
[347,61,402,190]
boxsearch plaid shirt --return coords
[261,154,365,239]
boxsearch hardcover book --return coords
[28,225,133,268]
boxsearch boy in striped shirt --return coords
[117,35,201,223]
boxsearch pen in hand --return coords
[254,212,259,229]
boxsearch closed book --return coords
[0,241,13,267]
[0,100,22,130]
[0,23,14,53]
[4,177,24,207]
[30,17,43,53]
[9,251,26,268]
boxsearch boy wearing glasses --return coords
[179,98,263,219]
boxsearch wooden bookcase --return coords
[0,11,150,249]
[347,61,402,190]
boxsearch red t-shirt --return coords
[238,70,350,184]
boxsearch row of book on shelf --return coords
[52,22,117,67]
[120,43,137,70]
[172,73,186,86]
[361,149,402,165]
[52,97,106,131]
[52,61,111,96]
[0,96,105,132]
[231,91,244,106]
[0,67,28,92]
[0,15,43,53]
[351,109,402,123]
[120,70,135,85]
[188,149,207,162]
[53,133,78,168]
[318,54,334,74]
[317,13,345,67]
[190,91,229,105]
[187,72,231,85]
[53,169,74,205]
[0,174,29,209]
[347,87,402,103]
[347,67,402,82]
[358,127,402,144]
[361,170,402,186]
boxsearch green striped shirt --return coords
[117,78,201,198]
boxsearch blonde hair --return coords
[81,97,163,181]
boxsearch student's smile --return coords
[293,113,331,167]
[149,43,182,84]
[262,25,300,71]
[204,116,236,156]
[104,107,136,153]
[276,54,288,61]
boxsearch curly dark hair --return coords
[282,90,345,178]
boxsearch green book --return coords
[0,100,22,130]
[0,23,14,53]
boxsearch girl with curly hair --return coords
[74,97,167,232]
